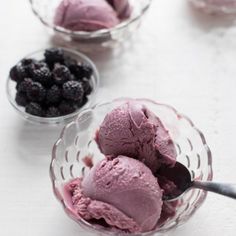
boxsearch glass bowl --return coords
[50,98,213,235]
[6,48,99,125]
[189,0,236,14]
[29,0,152,50]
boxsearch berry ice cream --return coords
[63,101,179,233]
[64,156,163,233]
[190,0,236,13]
[54,0,132,32]
[96,102,177,173]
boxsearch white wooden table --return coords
[0,0,236,235]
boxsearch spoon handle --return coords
[193,181,236,199]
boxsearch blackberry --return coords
[79,63,93,79]
[15,92,28,107]
[69,64,83,80]
[69,63,93,80]
[64,56,77,68]
[30,62,52,87]
[29,61,47,71]
[10,65,19,81]
[80,96,88,107]
[25,102,44,116]
[53,64,72,85]
[21,58,36,66]
[46,107,61,117]
[27,82,46,102]
[46,85,61,104]
[17,78,33,93]
[44,48,65,65]
[70,74,76,81]
[62,81,84,102]
[81,78,92,95]
[21,58,37,74]
[9,64,28,82]
[58,100,76,115]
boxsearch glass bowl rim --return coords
[29,0,153,38]
[50,97,213,235]
[6,47,100,125]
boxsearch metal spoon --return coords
[159,162,236,201]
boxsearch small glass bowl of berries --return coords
[6,48,99,125]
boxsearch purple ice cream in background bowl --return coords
[189,0,236,14]
[50,98,213,235]
[29,0,152,50]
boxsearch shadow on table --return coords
[186,4,236,32]
[14,120,62,166]
[49,33,137,85]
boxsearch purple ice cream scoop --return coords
[96,101,177,173]
[64,156,163,233]
[54,0,132,32]
[54,0,120,31]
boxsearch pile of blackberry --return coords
[10,48,93,117]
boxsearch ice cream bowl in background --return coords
[29,0,152,50]
[6,48,99,125]
[189,0,236,14]
[50,98,213,235]
[189,0,236,15]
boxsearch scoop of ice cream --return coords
[96,102,177,173]
[64,156,163,233]
[54,0,120,31]
[107,0,132,19]
[64,177,140,232]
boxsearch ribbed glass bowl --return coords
[6,48,99,125]
[189,0,236,14]
[29,0,152,50]
[50,98,213,235]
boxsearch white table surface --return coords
[1,0,236,235]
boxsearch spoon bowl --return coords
[162,161,236,201]
[159,162,192,201]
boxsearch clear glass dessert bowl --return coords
[50,98,213,235]
[6,48,99,125]
[29,0,152,50]
[189,0,236,14]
